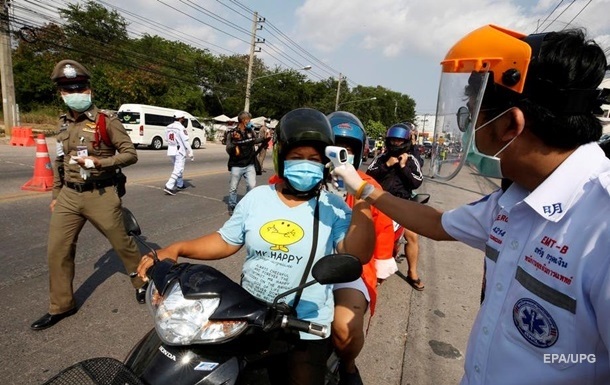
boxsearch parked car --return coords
[118,104,207,150]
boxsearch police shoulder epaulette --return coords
[58,114,69,131]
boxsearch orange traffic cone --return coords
[22,134,54,192]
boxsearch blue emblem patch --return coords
[513,298,558,348]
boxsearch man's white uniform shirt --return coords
[442,142,610,385]
[165,121,190,157]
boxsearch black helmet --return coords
[273,108,334,179]
[385,123,413,156]
[327,111,366,169]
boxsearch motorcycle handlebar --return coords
[281,315,328,338]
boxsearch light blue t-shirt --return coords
[218,184,351,339]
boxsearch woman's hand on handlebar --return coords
[137,248,178,280]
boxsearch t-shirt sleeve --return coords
[324,192,352,249]
[441,190,502,252]
[218,195,249,246]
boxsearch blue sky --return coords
[20,0,610,115]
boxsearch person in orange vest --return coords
[327,111,396,385]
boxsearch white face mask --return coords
[466,108,517,178]
[62,93,92,112]
[346,154,355,165]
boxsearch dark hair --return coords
[237,111,252,123]
[473,29,607,149]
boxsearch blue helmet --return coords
[385,123,413,156]
[327,111,366,169]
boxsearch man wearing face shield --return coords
[31,60,147,331]
[331,25,610,384]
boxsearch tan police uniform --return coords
[47,60,145,314]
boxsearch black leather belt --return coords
[65,179,116,192]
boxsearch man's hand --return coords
[50,199,57,212]
[74,156,101,169]
[329,162,365,195]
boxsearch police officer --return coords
[30,60,148,331]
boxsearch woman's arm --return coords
[137,232,242,279]
[337,199,375,264]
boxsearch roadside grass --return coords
[0,106,62,136]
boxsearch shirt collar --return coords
[523,142,606,222]
[67,105,98,123]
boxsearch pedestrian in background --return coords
[164,111,194,195]
[225,111,268,215]
[31,59,147,331]
[366,123,425,291]
[332,26,610,385]
[256,118,273,172]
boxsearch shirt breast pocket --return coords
[500,266,577,370]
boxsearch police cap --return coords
[51,60,91,90]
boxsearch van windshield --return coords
[118,111,141,124]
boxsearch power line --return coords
[541,0,577,32]
[562,0,593,30]
[535,0,563,33]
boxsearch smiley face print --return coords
[260,220,305,252]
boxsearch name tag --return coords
[77,145,88,157]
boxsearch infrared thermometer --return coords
[325,146,349,190]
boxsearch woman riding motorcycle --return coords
[137,107,374,385]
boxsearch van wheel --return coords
[150,137,163,150]
[192,138,201,149]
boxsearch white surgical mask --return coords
[62,93,92,112]
[347,154,355,165]
[466,108,517,178]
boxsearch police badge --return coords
[63,64,77,79]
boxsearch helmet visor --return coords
[426,70,489,180]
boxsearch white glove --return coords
[70,156,94,180]
[325,181,348,200]
[375,258,399,279]
[329,162,365,195]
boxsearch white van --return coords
[117,104,207,150]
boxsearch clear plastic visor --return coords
[425,71,489,180]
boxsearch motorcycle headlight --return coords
[147,281,248,345]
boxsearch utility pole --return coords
[421,113,429,140]
[0,0,16,135]
[334,73,345,111]
[243,12,264,113]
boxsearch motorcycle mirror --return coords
[122,207,142,236]
[311,254,362,284]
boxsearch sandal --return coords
[406,276,425,291]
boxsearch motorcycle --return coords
[42,208,362,385]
